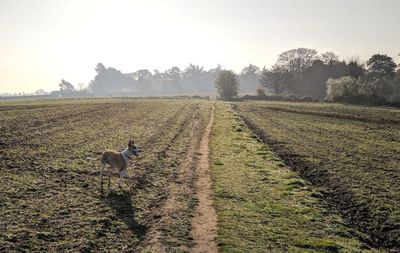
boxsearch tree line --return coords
[57,48,400,105]
[58,63,260,97]
[88,63,218,96]
[258,48,400,105]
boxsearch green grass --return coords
[210,102,380,252]
[235,101,400,250]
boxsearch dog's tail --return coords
[86,156,98,161]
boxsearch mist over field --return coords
[0,0,399,101]
[1,1,400,252]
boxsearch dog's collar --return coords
[121,148,132,162]
[123,152,132,160]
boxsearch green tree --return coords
[215,70,239,100]
[366,54,397,80]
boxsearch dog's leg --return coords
[118,173,123,188]
[107,166,111,188]
[100,164,104,188]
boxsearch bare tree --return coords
[259,66,295,94]
[88,65,133,95]
[131,69,153,95]
[77,83,85,91]
[347,57,365,79]
[239,64,260,94]
[59,79,75,92]
[275,48,319,72]
[162,67,183,95]
[321,52,340,65]
[95,63,106,74]
[35,89,46,95]
[182,64,205,94]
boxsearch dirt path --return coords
[138,104,217,253]
[140,118,200,253]
[191,105,218,253]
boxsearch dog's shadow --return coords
[100,190,147,237]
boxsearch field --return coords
[234,101,400,250]
[0,99,212,252]
[0,98,399,252]
[210,103,379,252]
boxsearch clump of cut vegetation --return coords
[235,101,400,250]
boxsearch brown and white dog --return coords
[100,139,141,188]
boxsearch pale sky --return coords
[0,0,399,93]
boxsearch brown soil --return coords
[0,100,212,252]
[137,111,200,252]
[139,119,200,252]
[139,104,218,253]
[191,105,218,253]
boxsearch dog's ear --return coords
[132,139,135,145]
[128,139,132,147]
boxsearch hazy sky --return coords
[0,0,399,93]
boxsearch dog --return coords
[100,139,141,189]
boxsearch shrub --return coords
[325,76,359,102]
[256,87,266,97]
[325,76,387,105]
[215,70,239,100]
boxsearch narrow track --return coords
[191,105,218,253]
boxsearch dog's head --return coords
[128,139,141,156]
